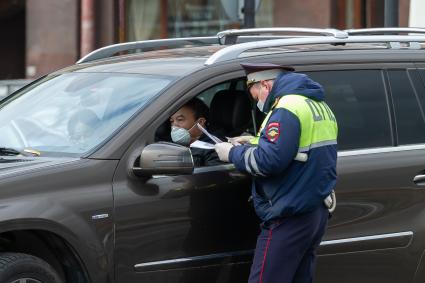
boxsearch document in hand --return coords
[196,123,223,144]
[190,140,215,149]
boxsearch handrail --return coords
[345,27,425,35]
[344,27,425,35]
[217,27,348,44]
[76,35,320,64]
[77,27,425,65]
[205,35,425,65]
[77,37,219,64]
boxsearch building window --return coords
[125,0,274,41]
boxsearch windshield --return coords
[0,72,174,156]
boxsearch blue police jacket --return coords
[229,72,338,222]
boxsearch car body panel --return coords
[0,158,118,282]
[317,146,425,283]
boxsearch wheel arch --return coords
[0,228,90,283]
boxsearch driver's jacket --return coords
[229,72,338,223]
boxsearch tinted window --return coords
[388,70,425,145]
[306,70,391,150]
[197,82,230,106]
[417,69,425,113]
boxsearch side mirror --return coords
[133,142,194,177]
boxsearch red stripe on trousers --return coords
[259,228,273,283]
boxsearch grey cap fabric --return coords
[240,63,295,88]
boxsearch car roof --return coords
[56,45,425,77]
[55,27,425,77]
[55,50,214,76]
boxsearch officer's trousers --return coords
[248,205,328,283]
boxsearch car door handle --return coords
[413,174,425,186]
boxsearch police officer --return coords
[214,63,338,283]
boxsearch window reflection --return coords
[126,0,273,41]
[0,73,174,155]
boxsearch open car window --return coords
[154,78,257,167]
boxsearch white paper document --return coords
[196,123,222,144]
[190,140,216,149]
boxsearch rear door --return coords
[304,64,425,283]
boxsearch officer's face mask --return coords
[256,84,267,113]
[170,122,198,146]
[256,100,265,113]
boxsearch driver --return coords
[169,98,223,167]
[67,109,100,145]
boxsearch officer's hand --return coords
[227,135,254,145]
[214,142,234,162]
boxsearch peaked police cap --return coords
[240,63,295,89]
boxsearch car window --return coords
[416,69,425,113]
[197,82,230,106]
[235,79,247,91]
[0,72,175,156]
[388,70,425,145]
[155,78,253,167]
[306,70,392,150]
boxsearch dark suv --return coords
[0,27,425,283]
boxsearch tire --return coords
[0,253,62,283]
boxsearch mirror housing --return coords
[133,142,194,177]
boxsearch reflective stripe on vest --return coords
[250,94,338,152]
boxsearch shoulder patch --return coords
[266,122,280,142]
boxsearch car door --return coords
[112,73,260,283]
[409,66,425,283]
[303,64,425,283]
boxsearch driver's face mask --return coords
[170,122,198,146]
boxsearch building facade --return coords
[0,0,411,81]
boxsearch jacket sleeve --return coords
[229,108,300,177]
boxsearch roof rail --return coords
[77,27,425,65]
[77,37,219,64]
[76,35,301,64]
[217,27,348,44]
[345,27,425,35]
[205,35,425,65]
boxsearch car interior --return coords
[154,78,265,165]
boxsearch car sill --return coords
[338,144,425,157]
[134,231,413,272]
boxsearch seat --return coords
[209,90,252,137]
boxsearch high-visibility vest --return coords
[250,94,338,154]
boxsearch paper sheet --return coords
[190,140,215,149]
[196,123,222,144]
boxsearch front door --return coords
[113,76,260,282]
[113,162,258,282]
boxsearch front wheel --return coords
[0,253,62,283]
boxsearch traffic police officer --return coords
[214,63,338,283]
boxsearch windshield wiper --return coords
[0,147,40,157]
[0,147,22,156]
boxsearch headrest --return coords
[209,90,251,135]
